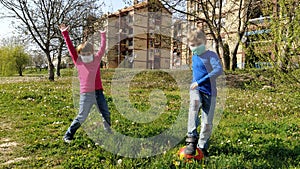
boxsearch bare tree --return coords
[0,0,104,80]
[161,0,257,71]
[31,49,46,71]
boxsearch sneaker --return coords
[63,137,72,144]
[184,143,196,155]
[184,137,197,155]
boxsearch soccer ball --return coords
[178,146,204,161]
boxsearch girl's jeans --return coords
[64,90,111,139]
[187,89,216,150]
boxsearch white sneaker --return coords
[63,137,72,144]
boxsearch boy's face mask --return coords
[80,54,94,63]
[189,44,206,56]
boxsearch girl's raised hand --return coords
[59,24,69,32]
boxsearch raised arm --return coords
[94,31,106,60]
[59,24,78,64]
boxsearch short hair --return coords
[187,29,207,45]
[76,41,94,54]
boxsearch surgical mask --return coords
[80,54,94,63]
[190,44,206,56]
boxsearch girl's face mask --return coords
[189,44,206,56]
[80,54,94,63]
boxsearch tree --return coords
[265,0,299,73]
[0,0,105,81]
[0,45,29,76]
[12,45,30,76]
[30,49,46,71]
[0,46,14,76]
[246,0,300,82]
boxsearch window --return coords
[128,39,133,46]
[128,15,133,24]
[149,49,154,60]
[128,27,133,35]
[149,40,154,48]
[216,0,226,8]
[197,2,203,12]
[214,18,226,27]
[154,48,160,54]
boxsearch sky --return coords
[0,0,128,39]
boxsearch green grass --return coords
[0,68,299,168]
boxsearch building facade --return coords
[106,0,172,69]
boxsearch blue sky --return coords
[103,0,128,13]
[0,1,127,38]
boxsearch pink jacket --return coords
[61,30,106,93]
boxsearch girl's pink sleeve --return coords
[95,32,106,60]
[61,31,78,64]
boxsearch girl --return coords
[59,24,111,143]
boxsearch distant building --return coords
[52,55,74,69]
[185,0,298,69]
[172,20,190,69]
[106,0,172,69]
[186,0,245,69]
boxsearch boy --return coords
[185,29,223,156]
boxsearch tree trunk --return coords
[56,42,64,77]
[231,32,244,71]
[46,53,55,81]
[231,44,238,71]
[18,69,23,76]
[223,43,230,70]
[56,58,61,77]
[48,62,55,81]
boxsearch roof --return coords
[108,0,171,17]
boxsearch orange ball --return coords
[178,146,204,161]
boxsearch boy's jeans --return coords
[187,89,216,150]
[64,90,111,139]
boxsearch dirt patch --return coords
[0,121,13,131]
[2,157,30,165]
[0,139,29,166]
[0,76,46,84]
[0,141,18,148]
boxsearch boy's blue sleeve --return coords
[196,54,223,85]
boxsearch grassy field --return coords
[0,68,299,168]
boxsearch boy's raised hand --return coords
[59,24,69,32]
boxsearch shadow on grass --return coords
[257,143,300,168]
[225,69,277,90]
[210,138,300,168]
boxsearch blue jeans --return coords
[187,89,216,150]
[64,90,111,139]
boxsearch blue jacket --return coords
[192,50,223,96]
